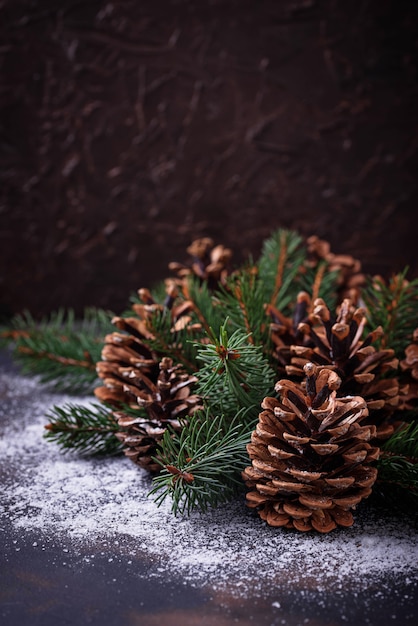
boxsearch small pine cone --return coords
[95,283,201,392]
[168,237,233,288]
[94,285,205,472]
[242,364,380,533]
[96,288,166,390]
[109,357,202,472]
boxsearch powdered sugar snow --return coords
[1,368,417,597]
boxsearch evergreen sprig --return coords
[375,458,418,511]
[44,402,123,456]
[221,266,271,349]
[195,320,276,421]
[363,269,418,357]
[374,422,418,510]
[1,308,113,393]
[149,410,252,515]
[297,261,339,310]
[149,320,275,515]
[381,420,418,461]
[257,228,306,312]
[138,305,200,372]
[184,276,225,336]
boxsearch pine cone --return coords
[94,279,207,472]
[276,298,399,437]
[168,237,233,288]
[96,356,202,472]
[306,235,365,300]
[96,284,201,385]
[243,364,379,532]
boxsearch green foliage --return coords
[377,455,418,499]
[382,420,418,459]
[297,262,339,310]
[149,411,252,515]
[195,320,276,421]
[140,306,202,372]
[363,269,418,357]
[1,308,113,393]
[257,228,306,312]
[221,266,271,348]
[44,402,123,456]
[375,422,418,510]
[185,276,225,335]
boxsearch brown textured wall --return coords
[1,0,417,316]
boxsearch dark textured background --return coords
[1,0,417,317]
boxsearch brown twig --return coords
[17,346,96,370]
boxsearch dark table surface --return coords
[1,349,417,626]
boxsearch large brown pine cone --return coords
[242,364,380,533]
[275,298,399,438]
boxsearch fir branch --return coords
[375,421,418,508]
[297,262,339,310]
[182,277,225,337]
[362,270,418,357]
[257,228,306,313]
[143,307,201,372]
[381,420,418,460]
[149,411,252,515]
[375,455,418,508]
[1,308,114,393]
[195,320,276,421]
[221,267,271,349]
[44,402,123,456]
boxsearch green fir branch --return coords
[257,228,306,313]
[375,421,418,508]
[185,276,225,336]
[381,420,418,460]
[362,269,418,357]
[1,308,114,393]
[44,402,123,456]
[143,306,202,372]
[195,320,276,421]
[149,410,252,516]
[297,262,339,310]
[375,455,418,510]
[221,266,272,349]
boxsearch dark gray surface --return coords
[2,527,417,626]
